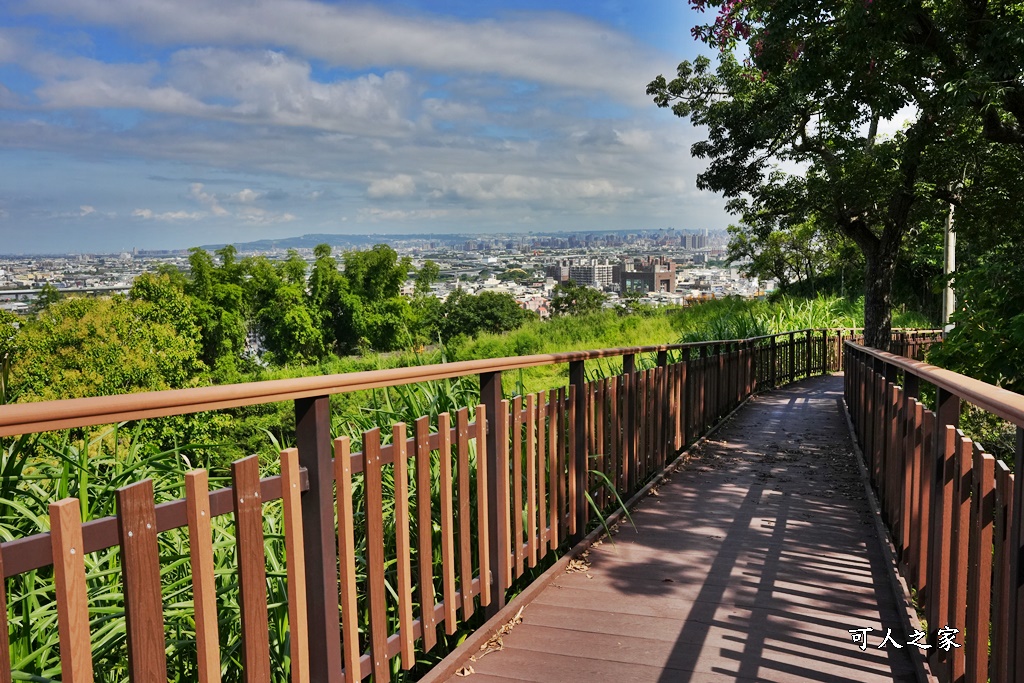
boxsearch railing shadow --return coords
[582,377,919,682]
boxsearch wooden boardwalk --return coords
[456,375,920,683]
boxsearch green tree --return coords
[648,0,1024,348]
[550,280,607,317]
[12,296,206,401]
[344,244,410,302]
[342,244,415,351]
[415,259,441,294]
[0,310,19,404]
[185,247,249,373]
[437,289,533,340]
[33,283,62,313]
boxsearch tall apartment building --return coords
[546,258,614,289]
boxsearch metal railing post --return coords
[295,396,343,682]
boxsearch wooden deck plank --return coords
[437,376,920,683]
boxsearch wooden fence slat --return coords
[655,366,664,469]
[609,376,620,497]
[437,412,458,631]
[391,423,415,667]
[535,393,548,554]
[639,370,648,483]
[966,446,994,683]
[0,545,10,683]
[915,406,931,595]
[334,436,362,682]
[567,384,578,537]
[455,409,475,620]
[526,393,538,568]
[499,399,513,588]
[50,498,94,683]
[948,432,971,683]
[116,479,168,683]
[618,374,628,493]
[556,388,567,540]
[231,455,271,683]
[413,417,437,651]
[993,464,1013,683]
[548,389,559,551]
[280,449,309,683]
[185,470,221,683]
[512,395,524,577]
[474,405,491,607]
[930,425,956,647]
[595,380,606,510]
[362,429,391,682]
[903,398,918,568]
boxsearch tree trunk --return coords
[862,250,896,350]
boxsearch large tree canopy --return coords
[649,0,1024,349]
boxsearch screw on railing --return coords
[479,370,505,619]
[294,396,343,683]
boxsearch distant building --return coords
[616,256,675,294]
[545,258,614,288]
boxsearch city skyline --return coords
[0,1,728,254]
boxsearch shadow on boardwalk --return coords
[461,375,919,683]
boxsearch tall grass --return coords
[673,295,932,343]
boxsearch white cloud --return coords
[79,205,95,216]
[231,188,261,203]
[235,206,298,224]
[359,207,453,221]
[367,174,416,199]
[420,172,635,203]
[133,208,203,221]
[188,183,228,216]
[18,0,660,103]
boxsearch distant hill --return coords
[201,228,728,253]
[199,232,471,252]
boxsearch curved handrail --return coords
[0,328,932,437]
[846,341,1024,427]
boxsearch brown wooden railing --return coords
[0,328,936,682]
[845,341,1024,683]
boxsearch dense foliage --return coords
[649,0,1024,351]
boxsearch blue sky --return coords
[0,0,727,253]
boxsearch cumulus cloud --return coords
[231,188,261,203]
[21,46,416,135]
[188,183,229,216]
[367,174,416,199]
[17,0,660,103]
